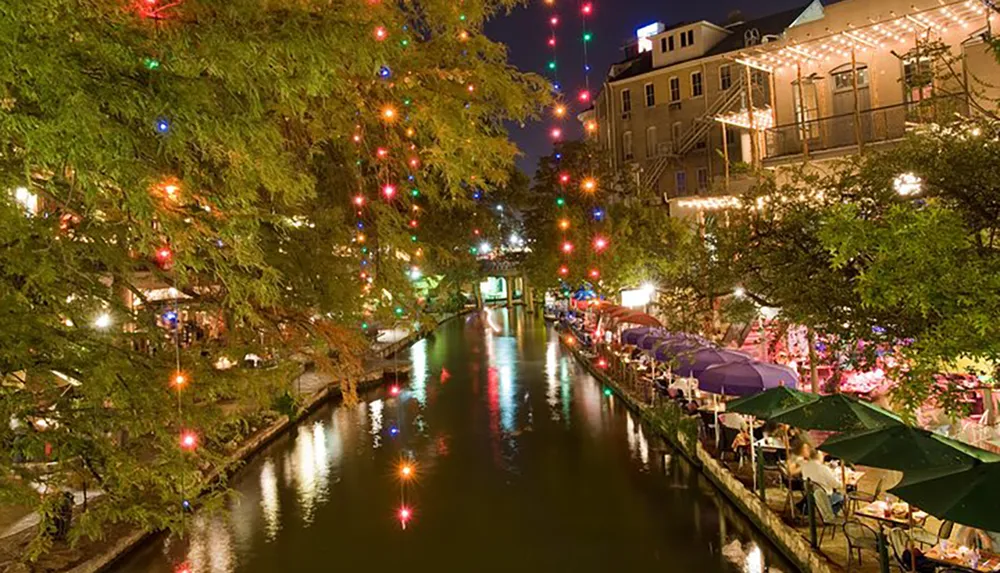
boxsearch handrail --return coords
[763,93,969,161]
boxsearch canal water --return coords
[113,309,796,572]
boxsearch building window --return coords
[675,170,687,195]
[696,168,709,191]
[687,30,694,46]
[622,131,633,161]
[720,65,732,90]
[833,66,869,92]
[622,89,632,114]
[903,56,934,102]
[680,32,688,48]
[669,77,680,102]
[751,69,766,86]
[660,37,667,53]
[645,83,656,107]
[691,71,703,97]
[668,35,675,51]
[792,79,819,140]
[672,121,682,144]
[646,126,657,158]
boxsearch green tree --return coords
[0,0,546,558]
[817,118,1000,412]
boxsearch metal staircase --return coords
[639,72,748,193]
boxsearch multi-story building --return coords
[590,3,822,203]
[589,0,1000,218]
[747,0,997,169]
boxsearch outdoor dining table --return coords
[855,502,929,529]
[925,544,1000,572]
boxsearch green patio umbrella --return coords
[726,386,819,419]
[769,393,903,432]
[820,425,1000,472]
[889,462,1000,532]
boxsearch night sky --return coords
[485,0,808,175]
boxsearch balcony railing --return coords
[764,94,969,162]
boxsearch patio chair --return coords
[843,520,880,571]
[912,519,954,548]
[813,488,847,544]
[847,476,883,514]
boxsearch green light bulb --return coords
[583,33,593,42]
[143,58,160,70]
[410,189,419,197]
[556,197,565,206]
[548,61,557,71]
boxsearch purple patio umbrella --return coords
[673,347,753,378]
[651,338,708,362]
[697,361,800,397]
[637,332,673,350]
[621,327,653,346]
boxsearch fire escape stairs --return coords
[640,73,748,193]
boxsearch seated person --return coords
[732,429,752,462]
[800,450,844,515]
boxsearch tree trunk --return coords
[807,329,820,393]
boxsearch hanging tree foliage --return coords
[0,0,547,558]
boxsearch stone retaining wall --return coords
[561,338,835,573]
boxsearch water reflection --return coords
[185,515,234,573]
[111,311,795,573]
[288,421,329,524]
[259,459,280,541]
[626,413,650,470]
[545,340,559,417]
[369,399,383,448]
[410,338,428,406]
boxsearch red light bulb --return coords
[561,241,574,254]
[558,265,569,276]
[578,90,591,103]
[593,236,608,251]
[374,26,388,41]
[582,3,593,15]
[383,185,396,199]
[559,173,570,184]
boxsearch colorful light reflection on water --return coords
[112,309,795,573]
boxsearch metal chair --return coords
[813,488,847,544]
[848,476,883,513]
[912,519,954,547]
[843,520,880,571]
